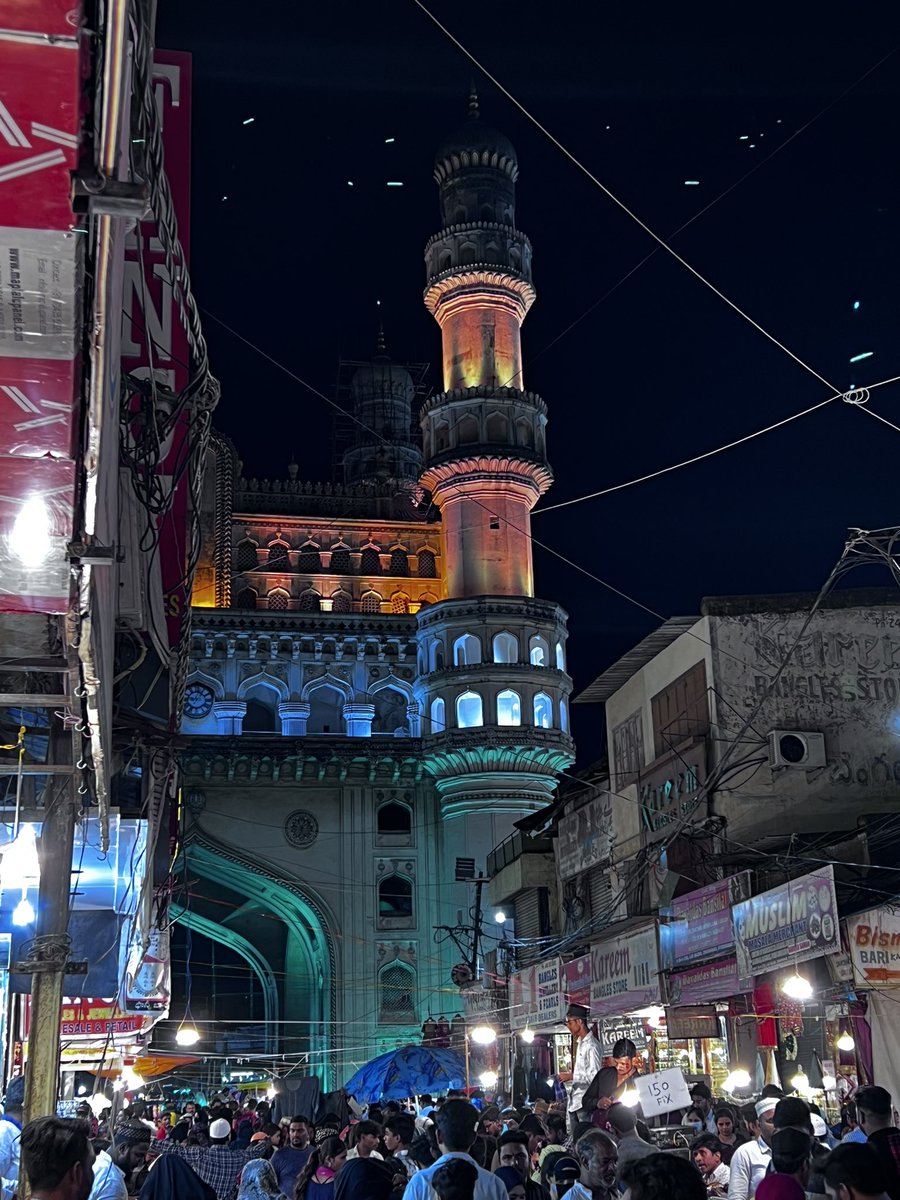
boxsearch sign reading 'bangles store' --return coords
[590,923,661,1017]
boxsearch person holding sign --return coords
[559,1006,603,1137]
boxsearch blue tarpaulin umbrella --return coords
[343,1044,466,1102]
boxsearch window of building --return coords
[457,414,479,444]
[534,692,553,729]
[330,545,352,574]
[378,874,413,921]
[497,689,521,726]
[377,801,412,835]
[417,549,436,578]
[516,418,534,449]
[360,546,382,575]
[267,542,290,571]
[298,543,322,573]
[389,548,409,577]
[556,640,566,670]
[453,634,481,666]
[418,594,436,608]
[243,698,276,733]
[456,690,483,729]
[235,540,258,572]
[235,587,257,611]
[378,960,416,1023]
[331,591,352,613]
[434,422,450,453]
[529,635,549,666]
[306,685,344,735]
[360,591,382,614]
[560,698,569,733]
[267,588,290,611]
[428,641,445,673]
[298,590,321,612]
[485,412,509,443]
[492,631,518,664]
[430,696,446,732]
[650,660,709,758]
[391,592,410,614]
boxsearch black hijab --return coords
[333,1158,395,1200]
[140,1156,218,1200]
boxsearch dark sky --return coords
[156,1,900,750]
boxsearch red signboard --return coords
[121,52,192,648]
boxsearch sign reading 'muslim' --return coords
[732,866,839,979]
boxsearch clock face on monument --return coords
[184,683,214,719]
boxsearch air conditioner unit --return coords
[767,730,826,769]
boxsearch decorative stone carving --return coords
[284,810,319,849]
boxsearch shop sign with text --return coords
[666,956,749,1005]
[557,792,613,880]
[732,866,839,978]
[846,904,900,986]
[660,872,751,969]
[590,924,660,1017]
[640,740,707,842]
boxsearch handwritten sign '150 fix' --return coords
[590,923,661,1017]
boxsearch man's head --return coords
[761,1085,785,1101]
[611,1039,638,1080]
[824,1143,890,1200]
[435,1100,479,1154]
[288,1117,310,1148]
[690,1083,713,1118]
[383,1113,414,1153]
[575,1128,618,1196]
[498,1131,530,1179]
[431,1156,479,1200]
[111,1122,152,1177]
[4,1074,25,1119]
[773,1097,813,1136]
[855,1087,893,1135]
[352,1120,381,1157]
[606,1103,638,1139]
[565,1003,591,1039]
[622,1152,706,1200]
[755,1097,779,1144]
[479,1105,502,1137]
[21,1116,94,1200]
[770,1129,812,1184]
[691,1134,724,1175]
[208,1118,232,1144]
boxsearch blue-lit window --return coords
[492,631,518,663]
[556,641,566,670]
[533,692,553,729]
[456,691,483,729]
[529,635,549,666]
[560,698,569,733]
[497,689,521,726]
[453,634,481,666]
[430,697,446,733]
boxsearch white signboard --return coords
[635,1067,692,1116]
[846,905,900,988]
[510,957,565,1029]
[557,792,613,880]
[590,923,661,1017]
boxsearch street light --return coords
[470,1025,497,1046]
[494,910,507,924]
[479,1070,498,1088]
[520,1028,535,1044]
[723,1069,751,1092]
[175,1026,201,1047]
[781,971,813,1001]
[12,896,35,926]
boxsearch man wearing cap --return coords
[729,1097,778,1200]
[156,1114,267,1200]
[559,1005,603,1137]
[0,1076,24,1200]
[88,1122,151,1200]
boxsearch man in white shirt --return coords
[729,1098,777,1200]
[559,1004,603,1136]
[404,1099,506,1200]
[568,1128,620,1200]
[0,1075,25,1200]
[692,1133,731,1196]
[88,1123,151,1200]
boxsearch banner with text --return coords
[590,924,661,1017]
[660,872,752,969]
[557,792,613,880]
[666,956,750,1006]
[733,866,839,979]
[509,957,565,1029]
[846,904,900,988]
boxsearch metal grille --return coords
[267,589,289,611]
[418,549,436,578]
[380,962,416,1022]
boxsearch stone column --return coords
[213,701,246,735]
[279,701,311,736]
[342,702,375,737]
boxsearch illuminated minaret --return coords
[416,94,574,823]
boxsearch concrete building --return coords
[176,97,575,1086]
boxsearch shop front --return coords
[508,956,567,1103]
[589,921,662,1094]
[845,902,900,1096]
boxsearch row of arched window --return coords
[425,631,566,672]
[236,540,437,579]
[428,690,568,733]
[234,588,438,613]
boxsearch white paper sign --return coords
[635,1068,692,1116]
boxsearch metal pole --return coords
[22,777,78,1125]
[469,878,484,981]
[464,1035,470,1095]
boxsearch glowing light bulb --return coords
[724,1069,751,1092]
[822,1074,837,1090]
[520,1028,535,1044]
[621,1087,640,1107]
[836,1033,855,1051]
[2,826,41,890]
[12,896,34,926]
[175,1026,200,1047]
[645,1005,665,1029]
[791,1070,810,1093]
[470,1025,496,1046]
[494,910,507,924]
[479,1070,498,1088]
[9,496,52,568]
[781,972,813,1001]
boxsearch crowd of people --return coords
[1,1076,899,1200]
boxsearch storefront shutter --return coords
[588,865,612,926]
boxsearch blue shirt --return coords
[843,1128,868,1143]
[0,1115,21,1200]
[404,1151,507,1200]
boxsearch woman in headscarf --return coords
[238,1159,288,1200]
[333,1157,395,1200]
[140,1155,217,1200]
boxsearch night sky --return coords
[156,1,900,756]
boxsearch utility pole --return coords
[468,875,485,981]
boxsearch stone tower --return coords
[343,332,424,488]
[416,94,575,822]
